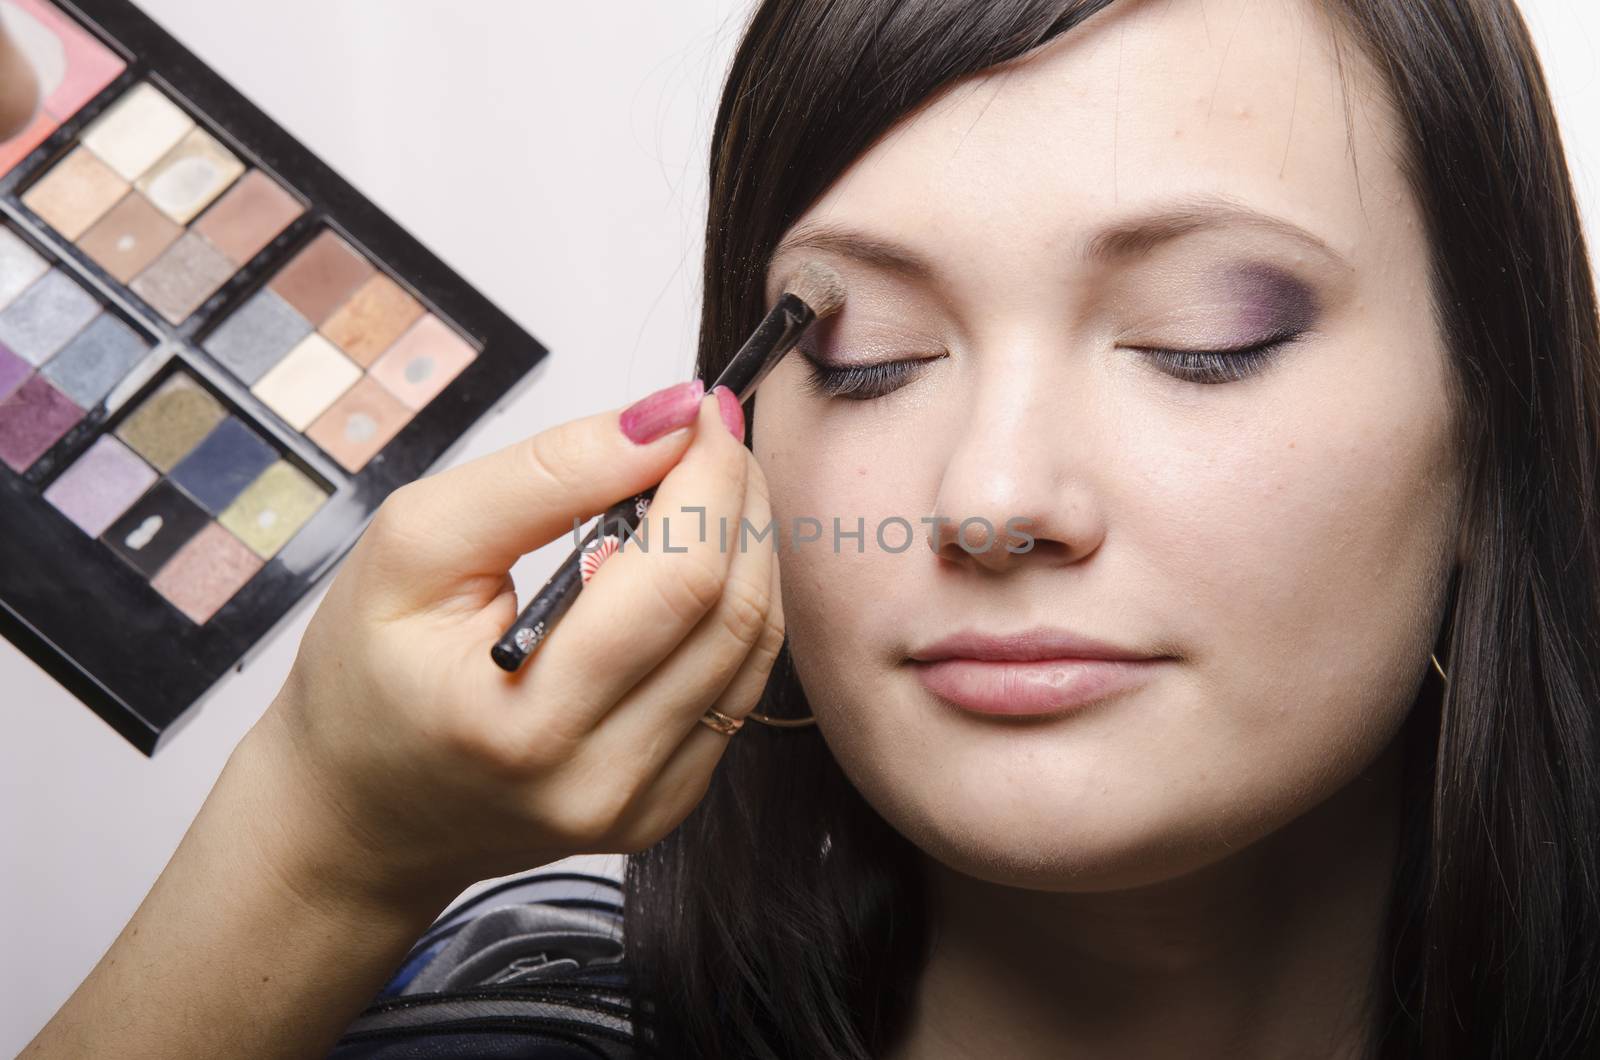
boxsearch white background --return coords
[3,1,1598,1051]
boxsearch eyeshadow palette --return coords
[0,0,547,753]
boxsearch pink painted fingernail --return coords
[619,379,705,444]
[714,385,745,441]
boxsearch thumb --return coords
[357,380,706,609]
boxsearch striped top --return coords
[329,870,644,1059]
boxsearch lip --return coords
[907,627,1167,717]
[909,627,1160,664]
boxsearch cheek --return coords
[755,391,932,717]
[1133,343,1458,770]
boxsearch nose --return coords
[926,344,1107,574]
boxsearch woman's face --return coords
[753,0,1466,893]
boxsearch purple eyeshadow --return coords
[0,342,28,401]
[1227,263,1320,339]
[0,374,83,472]
[43,435,158,537]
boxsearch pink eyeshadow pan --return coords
[149,522,263,624]
[192,169,303,265]
[367,315,477,410]
[14,0,126,120]
[305,375,411,472]
[0,111,62,180]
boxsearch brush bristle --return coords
[785,262,846,318]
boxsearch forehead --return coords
[774,0,1416,295]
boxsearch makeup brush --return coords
[490,262,846,672]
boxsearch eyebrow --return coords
[768,192,1355,280]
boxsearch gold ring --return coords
[699,708,744,735]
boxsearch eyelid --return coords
[800,317,948,363]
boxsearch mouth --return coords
[906,627,1170,717]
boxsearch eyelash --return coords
[797,355,940,401]
[1131,333,1300,385]
[799,333,1301,400]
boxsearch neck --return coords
[888,736,1405,1060]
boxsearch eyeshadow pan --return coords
[135,127,245,224]
[80,82,195,182]
[0,269,100,366]
[202,287,312,384]
[368,315,477,410]
[39,313,148,408]
[21,146,128,240]
[76,190,183,283]
[130,231,237,324]
[169,415,277,514]
[250,333,361,430]
[8,0,124,121]
[150,523,263,624]
[43,435,158,537]
[100,478,210,577]
[192,169,304,265]
[0,227,50,310]
[306,375,412,472]
[320,273,424,367]
[218,460,326,559]
[0,342,29,401]
[114,371,227,472]
[0,373,81,471]
[267,230,374,325]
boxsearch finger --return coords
[505,394,751,736]
[357,380,706,611]
[575,451,780,774]
[604,542,788,853]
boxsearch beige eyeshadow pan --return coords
[79,81,195,182]
[250,332,362,431]
[135,126,245,224]
[21,146,128,240]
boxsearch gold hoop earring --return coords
[1430,652,1450,684]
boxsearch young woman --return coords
[25,0,1600,1057]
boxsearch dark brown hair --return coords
[625,1,1600,1056]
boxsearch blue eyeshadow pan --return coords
[168,415,278,514]
[39,313,150,408]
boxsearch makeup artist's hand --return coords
[26,381,779,1060]
[251,380,779,908]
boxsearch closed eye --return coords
[797,351,943,400]
[797,330,1304,399]
[1131,331,1304,384]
